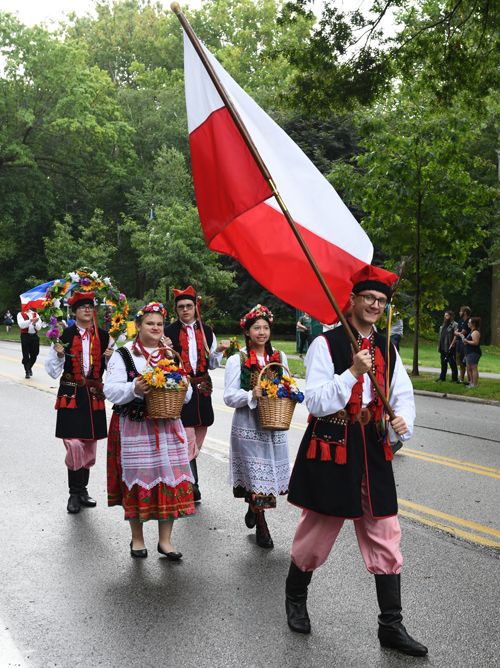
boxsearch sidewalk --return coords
[288,353,500,379]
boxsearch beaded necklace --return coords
[133,338,166,364]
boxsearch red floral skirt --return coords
[107,413,196,522]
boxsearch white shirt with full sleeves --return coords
[304,330,415,441]
[45,327,115,379]
[224,350,290,409]
[17,310,42,334]
[104,341,194,492]
[104,342,193,405]
[178,318,223,371]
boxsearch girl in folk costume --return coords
[45,291,115,514]
[164,286,229,503]
[223,305,291,549]
[104,303,195,560]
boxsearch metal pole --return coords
[171,3,395,419]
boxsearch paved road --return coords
[1,341,499,668]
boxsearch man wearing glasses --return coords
[286,266,427,657]
[164,286,229,502]
[45,292,115,513]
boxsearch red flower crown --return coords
[240,304,274,329]
[135,302,167,320]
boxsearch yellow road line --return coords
[0,370,56,393]
[0,354,45,369]
[203,442,231,456]
[402,447,500,474]
[399,510,500,548]
[400,451,500,479]
[398,499,500,539]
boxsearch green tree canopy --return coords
[330,92,497,371]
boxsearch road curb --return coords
[414,389,500,407]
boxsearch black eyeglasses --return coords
[357,293,388,308]
[77,305,95,311]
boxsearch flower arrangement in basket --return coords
[142,348,190,419]
[38,269,129,344]
[258,363,304,431]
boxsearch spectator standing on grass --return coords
[464,317,482,388]
[4,310,13,333]
[390,314,404,352]
[297,312,312,359]
[435,310,458,383]
[453,306,471,384]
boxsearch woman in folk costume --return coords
[223,305,291,549]
[104,302,195,560]
[45,291,115,514]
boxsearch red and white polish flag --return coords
[183,30,374,323]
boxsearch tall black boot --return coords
[24,364,30,380]
[190,458,201,502]
[79,468,97,507]
[67,469,82,514]
[375,574,428,656]
[255,510,273,548]
[285,561,313,633]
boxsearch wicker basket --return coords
[144,347,189,419]
[257,362,297,431]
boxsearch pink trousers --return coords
[291,474,403,575]
[185,426,208,461]
[63,438,97,471]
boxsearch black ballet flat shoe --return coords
[130,541,148,558]
[245,506,257,529]
[157,543,183,561]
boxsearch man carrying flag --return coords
[164,286,229,501]
[19,279,65,379]
[17,308,42,379]
[171,7,428,655]
[285,266,427,657]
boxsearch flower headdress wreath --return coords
[134,302,168,320]
[239,304,281,391]
[38,268,129,344]
[240,304,274,329]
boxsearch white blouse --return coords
[104,342,193,406]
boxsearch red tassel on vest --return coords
[334,442,347,465]
[320,440,332,461]
[306,439,318,459]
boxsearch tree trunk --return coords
[492,264,500,345]
[412,193,422,376]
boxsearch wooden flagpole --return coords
[171,2,396,419]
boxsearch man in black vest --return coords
[285,266,427,657]
[164,287,229,502]
[45,291,115,513]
